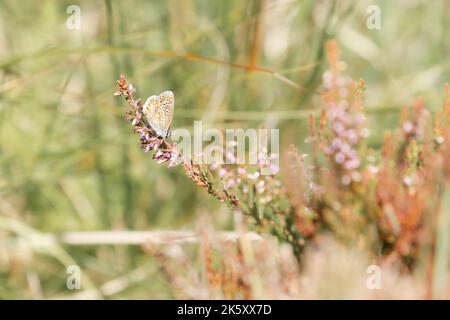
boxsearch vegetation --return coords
[0,0,449,299]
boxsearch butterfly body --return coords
[143,90,174,137]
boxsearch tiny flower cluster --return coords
[321,70,368,185]
[400,98,430,141]
[209,148,282,203]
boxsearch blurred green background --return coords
[0,0,449,298]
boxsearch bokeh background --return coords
[0,0,449,298]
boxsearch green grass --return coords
[0,0,449,298]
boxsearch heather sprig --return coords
[115,74,182,168]
[319,41,368,187]
[115,75,248,210]
[115,76,313,255]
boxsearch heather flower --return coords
[237,167,246,175]
[247,171,260,180]
[319,43,367,187]
[218,168,227,177]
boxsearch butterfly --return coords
[143,90,174,138]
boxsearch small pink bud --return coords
[218,168,227,177]
[225,179,235,189]
[341,175,351,185]
[403,121,414,134]
[210,163,219,170]
[335,152,345,164]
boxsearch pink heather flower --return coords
[403,175,413,186]
[210,163,219,170]
[335,152,345,164]
[225,179,235,189]
[269,163,279,174]
[218,168,227,178]
[346,130,358,144]
[344,158,360,170]
[331,138,343,150]
[248,171,260,180]
[341,175,351,185]
[320,68,367,186]
[127,84,136,94]
[256,180,265,193]
[348,149,358,159]
[168,158,178,168]
[340,142,351,154]
[257,153,267,166]
[403,121,414,134]
[343,161,353,170]
[332,122,345,134]
[237,167,246,175]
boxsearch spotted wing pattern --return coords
[143,91,174,137]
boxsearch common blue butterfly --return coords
[143,90,174,137]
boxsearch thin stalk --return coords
[105,0,134,230]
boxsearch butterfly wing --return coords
[143,91,174,137]
[143,95,158,118]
